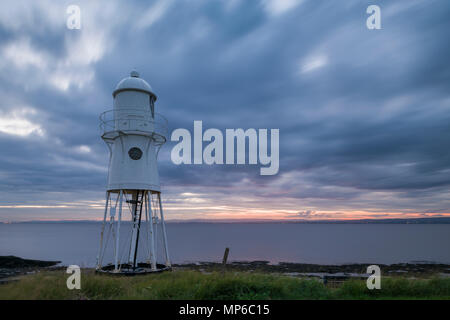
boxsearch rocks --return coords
[0,256,60,269]
[0,256,61,281]
[172,261,450,277]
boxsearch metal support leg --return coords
[96,191,110,269]
[114,190,123,272]
[147,192,157,270]
[152,194,158,264]
[158,192,171,267]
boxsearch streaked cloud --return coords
[262,0,303,16]
[0,108,44,137]
[299,54,328,74]
[134,0,173,29]
[2,38,48,70]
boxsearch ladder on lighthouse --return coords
[127,191,145,270]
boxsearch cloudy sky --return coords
[0,0,449,222]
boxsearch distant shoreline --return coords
[2,217,450,224]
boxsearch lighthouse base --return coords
[96,263,171,275]
[96,190,171,274]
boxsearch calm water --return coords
[1,222,450,266]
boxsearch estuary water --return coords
[1,222,450,266]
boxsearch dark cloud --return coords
[0,0,450,221]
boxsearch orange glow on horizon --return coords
[2,200,450,222]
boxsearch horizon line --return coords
[2,217,450,224]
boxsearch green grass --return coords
[0,270,449,300]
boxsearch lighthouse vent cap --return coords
[113,70,157,99]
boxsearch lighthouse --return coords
[96,71,171,274]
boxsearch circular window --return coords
[128,147,143,160]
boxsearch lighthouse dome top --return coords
[113,71,157,99]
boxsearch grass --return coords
[0,270,449,300]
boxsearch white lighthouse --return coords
[96,71,171,274]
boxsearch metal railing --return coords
[99,108,168,142]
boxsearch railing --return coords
[99,108,168,142]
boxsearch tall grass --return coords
[0,270,449,300]
[335,277,450,299]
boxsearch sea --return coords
[1,222,450,267]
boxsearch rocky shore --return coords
[173,260,450,279]
[1,256,449,283]
[0,256,61,282]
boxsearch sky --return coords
[0,0,449,222]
